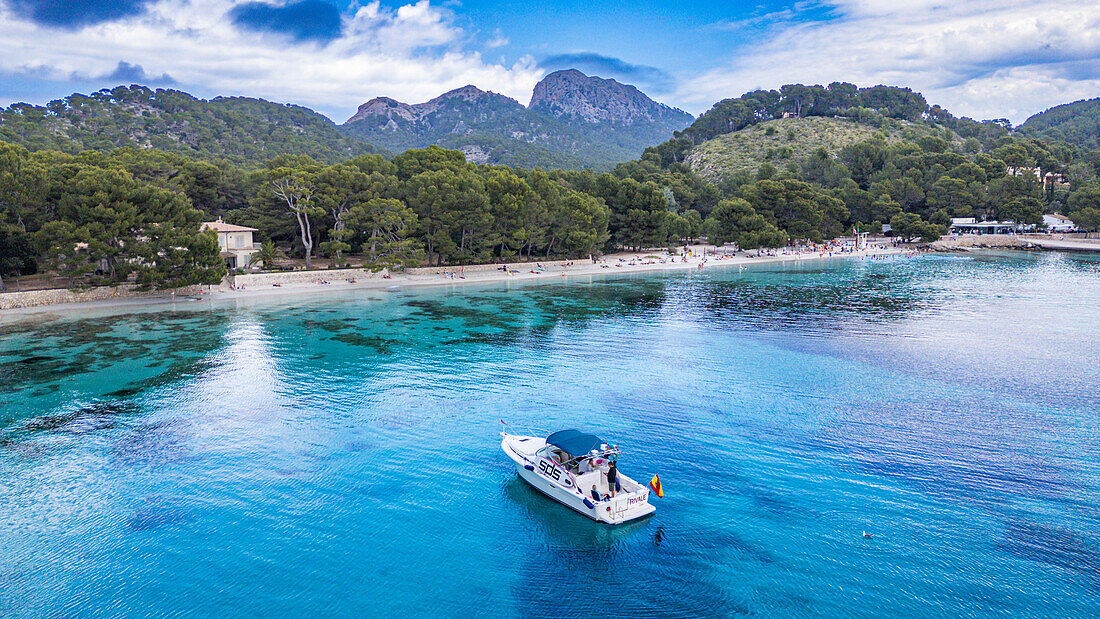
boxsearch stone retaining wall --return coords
[0,284,201,310]
[405,258,579,276]
[929,234,1032,252]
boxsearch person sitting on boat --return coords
[579,450,598,473]
[590,485,607,502]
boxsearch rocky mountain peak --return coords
[345,86,523,126]
[340,68,694,169]
[433,85,490,101]
[528,69,691,126]
[425,85,523,111]
[347,96,417,124]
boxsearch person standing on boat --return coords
[607,459,620,497]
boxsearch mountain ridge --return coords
[339,69,694,170]
[346,85,525,127]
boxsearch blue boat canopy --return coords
[546,429,603,456]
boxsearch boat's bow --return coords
[501,432,543,468]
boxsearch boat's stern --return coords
[593,485,657,524]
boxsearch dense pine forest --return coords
[2,82,1100,291]
[1016,98,1100,151]
[0,86,376,166]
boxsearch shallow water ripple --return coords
[1,251,1099,616]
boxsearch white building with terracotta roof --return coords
[1043,213,1078,233]
[201,218,261,269]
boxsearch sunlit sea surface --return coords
[2,250,1100,617]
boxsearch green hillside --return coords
[1016,98,1100,150]
[0,85,376,166]
[435,133,593,170]
[685,116,947,181]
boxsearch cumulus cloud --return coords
[679,0,1100,123]
[0,0,544,120]
[539,52,674,93]
[484,29,508,49]
[345,0,458,51]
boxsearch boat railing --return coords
[499,420,549,437]
[561,446,621,469]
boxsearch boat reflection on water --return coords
[500,477,653,548]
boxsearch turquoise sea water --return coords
[2,251,1099,617]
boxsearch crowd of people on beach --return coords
[489,240,912,278]
[209,240,916,298]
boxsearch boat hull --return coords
[502,433,656,524]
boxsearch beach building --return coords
[949,218,1031,235]
[202,219,261,269]
[1043,213,1077,233]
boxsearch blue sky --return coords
[1,0,1098,124]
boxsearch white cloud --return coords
[0,0,544,121]
[678,1,1100,124]
[4,0,1099,127]
[485,29,509,49]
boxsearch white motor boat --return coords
[501,426,656,524]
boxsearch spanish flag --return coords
[649,473,663,498]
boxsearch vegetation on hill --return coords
[347,117,595,170]
[432,133,593,170]
[630,82,1100,244]
[646,82,1012,168]
[1017,98,1100,151]
[686,116,954,180]
[339,89,533,157]
[0,85,377,167]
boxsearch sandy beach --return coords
[0,243,911,320]
[181,244,914,312]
